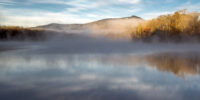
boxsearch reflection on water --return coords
[0,52,200,100]
[145,52,200,77]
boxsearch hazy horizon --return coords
[1,0,200,27]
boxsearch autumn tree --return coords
[133,10,200,41]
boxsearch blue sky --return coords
[0,0,200,27]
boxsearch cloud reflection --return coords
[0,52,200,100]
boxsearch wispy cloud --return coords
[176,1,200,11]
[27,0,67,4]
[141,11,173,20]
[0,6,93,27]
[117,0,141,4]
[0,0,143,26]
[0,0,17,5]
[0,0,200,26]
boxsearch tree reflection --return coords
[145,52,200,77]
[100,52,200,78]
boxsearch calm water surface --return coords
[0,50,200,100]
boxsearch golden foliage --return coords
[146,52,200,78]
[133,10,200,39]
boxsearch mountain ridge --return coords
[37,15,143,28]
[36,15,144,39]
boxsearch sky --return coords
[0,0,200,27]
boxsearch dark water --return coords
[0,50,200,100]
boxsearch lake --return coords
[0,48,200,100]
[0,46,200,100]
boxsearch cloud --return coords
[128,8,142,13]
[141,11,173,20]
[2,0,199,27]
[0,13,92,27]
[66,0,101,13]
[0,2,14,5]
[0,0,143,27]
[0,0,17,5]
[0,7,93,27]
[117,0,141,4]
[27,0,67,4]
[176,1,200,11]
[28,0,142,13]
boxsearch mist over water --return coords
[1,0,200,99]
[2,33,200,54]
[1,49,200,100]
[1,30,200,100]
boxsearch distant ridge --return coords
[37,16,144,39]
[130,15,142,19]
[37,15,143,27]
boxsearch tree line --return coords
[133,10,200,42]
